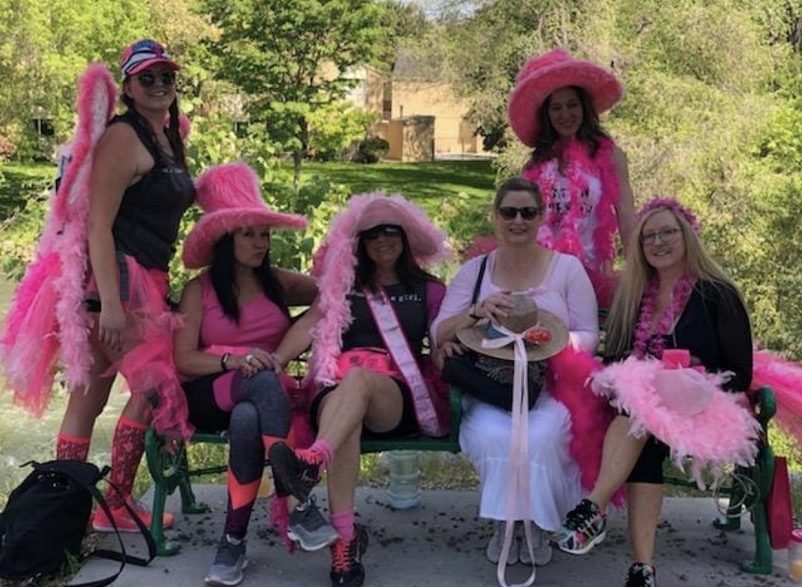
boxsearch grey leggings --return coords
[228,369,291,483]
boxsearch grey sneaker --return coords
[205,534,248,587]
[486,521,519,565]
[517,521,553,566]
[288,496,340,551]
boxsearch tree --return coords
[201,0,386,191]
[0,0,215,160]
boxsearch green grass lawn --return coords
[0,159,496,220]
[276,159,496,207]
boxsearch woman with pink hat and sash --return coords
[174,162,336,587]
[266,193,449,587]
[507,48,635,308]
[1,39,193,533]
[554,198,757,587]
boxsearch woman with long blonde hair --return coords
[555,197,754,587]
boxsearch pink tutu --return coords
[90,255,192,440]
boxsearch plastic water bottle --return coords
[386,450,421,509]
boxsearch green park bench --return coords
[143,383,777,575]
[143,384,462,556]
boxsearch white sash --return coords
[363,287,445,437]
[481,324,536,587]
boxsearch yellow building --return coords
[344,55,487,161]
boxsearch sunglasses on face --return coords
[640,227,682,246]
[135,70,176,88]
[360,224,403,240]
[497,206,541,221]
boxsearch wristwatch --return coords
[468,303,481,320]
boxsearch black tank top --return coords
[342,280,428,356]
[110,111,195,271]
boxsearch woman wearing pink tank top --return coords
[174,163,334,587]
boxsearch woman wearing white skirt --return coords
[433,176,599,571]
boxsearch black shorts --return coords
[627,436,670,484]
[184,374,231,433]
[309,376,419,440]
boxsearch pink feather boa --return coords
[592,356,760,488]
[549,347,625,506]
[1,64,116,412]
[523,138,620,274]
[308,192,449,386]
[752,349,802,444]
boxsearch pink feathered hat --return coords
[312,194,447,276]
[308,193,449,385]
[182,162,307,269]
[507,48,623,147]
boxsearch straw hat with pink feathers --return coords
[182,162,307,269]
[507,48,623,147]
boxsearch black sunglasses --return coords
[360,224,403,240]
[135,70,176,88]
[497,206,541,220]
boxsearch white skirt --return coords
[459,391,582,531]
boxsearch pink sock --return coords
[330,509,355,542]
[310,439,334,468]
[56,433,90,461]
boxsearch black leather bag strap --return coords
[60,467,156,587]
[471,255,489,306]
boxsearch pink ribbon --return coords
[480,324,537,587]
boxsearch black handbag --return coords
[442,255,546,411]
[442,350,546,411]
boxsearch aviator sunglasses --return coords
[497,206,541,220]
[135,70,177,88]
[360,224,403,240]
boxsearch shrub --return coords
[351,137,389,164]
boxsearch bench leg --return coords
[177,447,210,515]
[150,478,181,556]
[742,500,772,574]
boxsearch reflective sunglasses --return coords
[135,70,176,88]
[497,206,541,220]
[640,227,682,246]
[360,224,403,240]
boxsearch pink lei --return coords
[632,275,697,359]
[522,137,620,273]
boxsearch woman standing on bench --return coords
[507,48,635,308]
[267,194,449,587]
[174,163,335,587]
[554,198,754,587]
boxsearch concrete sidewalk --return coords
[72,486,797,587]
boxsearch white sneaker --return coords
[486,521,519,565]
[517,521,553,566]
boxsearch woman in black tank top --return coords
[56,39,194,534]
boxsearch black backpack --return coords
[0,460,156,587]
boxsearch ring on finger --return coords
[245,354,255,364]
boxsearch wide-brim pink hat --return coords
[312,194,448,276]
[507,48,623,147]
[182,162,307,269]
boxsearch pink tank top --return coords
[197,274,293,412]
[198,273,291,352]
